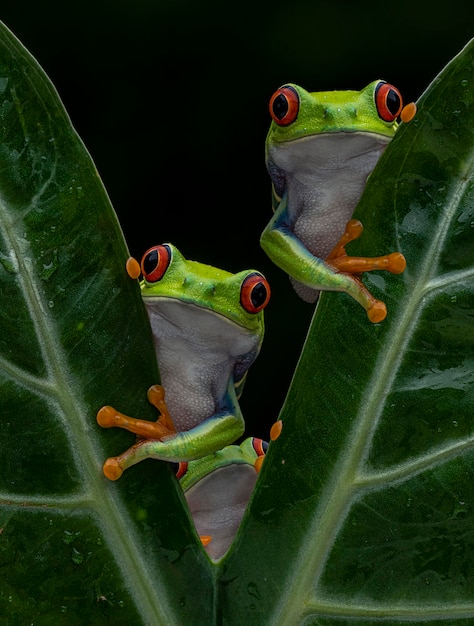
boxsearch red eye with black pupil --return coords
[375,82,403,122]
[269,85,300,126]
[141,244,172,283]
[252,438,268,456]
[240,273,271,314]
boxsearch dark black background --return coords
[2,2,473,438]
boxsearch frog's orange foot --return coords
[96,404,174,439]
[147,385,177,433]
[325,219,406,323]
[384,252,406,274]
[254,455,265,473]
[147,384,165,408]
[329,251,406,275]
[327,219,407,277]
[97,405,120,428]
[200,535,212,547]
[270,420,283,441]
[367,300,387,323]
[100,436,163,480]
[126,256,141,279]
[327,219,363,260]
[345,218,364,241]
[102,457,124,481]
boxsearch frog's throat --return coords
[267,131,391,205]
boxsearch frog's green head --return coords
[266,80,405,145]
[138,243,270,334]
[176,437,268,492]
[176,437,268,561]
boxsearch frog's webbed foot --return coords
[200,535,212,547]
[327,219,406,274]
[97,384,176,438]
[146,384,176,432]
[326,219,406,323]
[97,384,177,480]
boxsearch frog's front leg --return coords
[100,415,245,480]
[97,384,177,480]
[260,198,405,323]
[324,218,406,322]
[97,385,245,480]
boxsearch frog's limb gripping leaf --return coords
[400,100,417,123]
[270,419,283,441]
[325,219,407,323]
[147,384,177,432]
[101,437,165,481]
[96,405,176,439]
[200,535,212,546]
[98,393,246,478]
[126,256,141,280]
[97,385,176,439]
[261,198,405,322]
[254,455,265,473]
[326,219,406,274]
[97,384,178,480]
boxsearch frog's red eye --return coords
[252,438,268,457]
[240,273,271,314]
[141,244,172,283]
[269,85,300,126]
[375,81,403,122]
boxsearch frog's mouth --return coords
[266,131,391,203]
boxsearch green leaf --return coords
[1,18,473,625]
[0,23,212,625]
[220,39,474,623]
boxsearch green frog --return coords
[97,243,270,480]
[261,80,416,322]
[176,437,268,560]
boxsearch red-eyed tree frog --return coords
[97,244,271,480]
[261,80,417,323]
[176,437,268,561]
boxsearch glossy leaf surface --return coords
[0,23,212,625]
[1,20,473,625]
[221,38,474,624]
